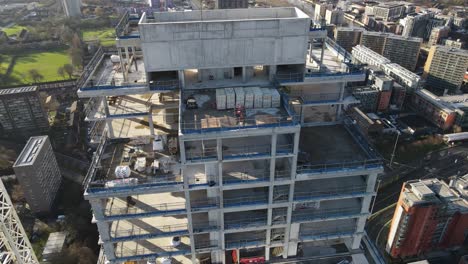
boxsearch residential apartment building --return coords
[334,27,364,52]
[325,8,344,26]
[314,2,332,22]
[372,2,405,21]
[428,26,450,46]
[410,89,457,130]
[423,46,468,94]
[444,39,465,49]
[381,35,421,71]
[216,0,248,9]
[386,178,468,258]
[352,45,421,91]
[80,8,382,264]
[13,136,62,213]
[0,86,49,138]
[360,31,388,54]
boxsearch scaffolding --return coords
[0,180,39,264]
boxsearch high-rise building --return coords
[423,46,468,94]
[334,27,364,52]
[401,12,433,39]
[382,35,421,71]
[13,136,62,214]
[360,31,388,54]
[216,0,248,9]
[325,9,345,26]
[0,86,49,138]
[61,0,81,17]
[372,2,405,21]
[386,178,468,258]
[80,8,382,263]
[428,26,450,46]
[314,2,332,21]
[444,39,465,49]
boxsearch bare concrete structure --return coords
[13,136,61,213]
[79,8,382,264]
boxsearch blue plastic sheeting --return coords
[294,191,367,202]
[223,177,269,185]
[105,209,187,221]
[182,121,298,134]
[108,112,148,118]
[300,231,355,241]
[224,199,268,208]
[225,240,266,249]
[186,155,217,162]
[115,250,191,263]
[223,152,270,160]
[298,163,382,175]
[81,84,147,91]
[111,229,189,243]
[292,212,364,223]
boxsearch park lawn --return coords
[2,25,28,36]
[0,54,12,75]
[7,48,70,85]
[82,27,116,47]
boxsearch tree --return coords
[63,64,74,79]
[28,69,43,83]
[57,67,66,79]
[94,7,104,17]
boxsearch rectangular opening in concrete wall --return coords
[190,189,218,210]
[110,214,189,241]
[223,187,269,207]
[287,83,343,103]
[185,164,217,187]
[114,235,191,259]
[222,135,272,159]
[272,207,288,225]
[192,212,219,233]
[225,230,267,249]
[299,218,358,241]
[271,228,286,243]
[222,159,270,185]
[239,247,266,262]
[224,209,268,230]
[302,104,337,123]
[296,241,351,260]
[277,133,295,154]
[194,233,217,251]
[196,253,212,264]
[275,157,292,181]
[148,70,179,89]
[294,175,368,201]
[185,139,217,161]
[276,64,305,82]
[104,191,187,217]
[273,185,290,203]
[292,197,363,223]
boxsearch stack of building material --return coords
[234,87,245,107]
[270,89,281,107]
[219,116,237,127]
[262,88,272,108]
[216,89,226,110]
[225,88,235,109]
[255,115,277,125]
[244,87,254,108]
[252,87,263,108]
[201,117,221,129]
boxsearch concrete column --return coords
[132,46,138,71]
[178,70,185,89]
[124,46,130,68]
[320,39,326,70]
[361,196,373,213]
[287,223,300,257]
[102,97,115,138]
[148,106,155,136]
[300,105,305,125]
[96,222,111,241]
[179,138,186,163]
[242,66,247,83]
[269,65,277,82]
[265,247,270,261]
[337,82,346,118]
[268,132,277,246]
[366,173,378,192]
[197,69,203,82]
[350,233,364,250]
[309,42,313,62]
[89,198,105,220]
[118,48,127,82]
[103,242,116,260]
[283,132,300,258]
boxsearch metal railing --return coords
[195,240,219,251]
[294,185,368,201]
[300,227,357,239]
[181,115,299,134]
[115,11,141,38]
[185,147,217,162]
[292,207,363,222]
[272,214,287,225]
[223,170,269,185]
[223,195,269,207]
[76,47,105,90]
[293,92,342,104]
[105,201,187,217]
[87,174,183,193]
[149,80,180,91]
[275,170,291,180]
[224,217,268,230]
[111,223,189,241]
[297,159,382,174]
[225,238,266,249]
[276,144,294,155]
[223,144,271,159]
[83,128,108,189]
[191,198,219,211]
[192,221,219,233]
[116,245,190,259]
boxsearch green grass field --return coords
[82,27,115,47]
[0,54,12,74]
[2,25,28,36]
[2,48,70,86]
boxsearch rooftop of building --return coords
[13,135,49,167]
[375,1,405,8]
[432,45,468,56]
[141,7,308,24]
[297,122,381,171]
[0,85,38,96]
[42,232,67,259]
[414,89,457,113]
[385,34,422,43]
[335,27,365,32]
[403,178,468,212]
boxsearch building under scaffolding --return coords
[78,8,383,264]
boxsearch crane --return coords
[0,180,39,264]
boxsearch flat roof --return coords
[0,86,37,96]
[415,89,456,113]
[143,7,308,23]
[42,232,67,258]
[13,135,48,167]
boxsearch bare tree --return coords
[28,69,44,83]
[57,66,66,79]
[63,64,74,79]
